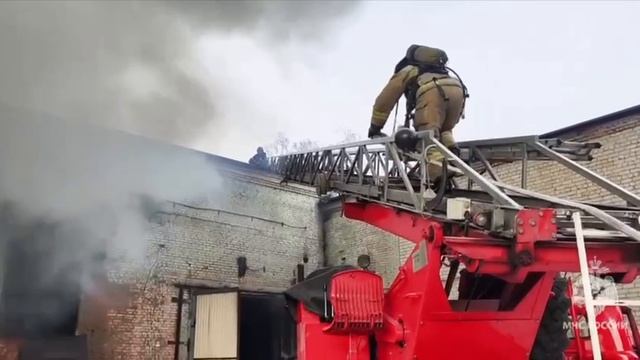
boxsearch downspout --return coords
[316,195,343,267]
[315,200,328,267]
[172,287,184,360]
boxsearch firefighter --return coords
[367,45,468,168]
[249,146,269,170]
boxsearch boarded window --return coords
[194,292,238,359]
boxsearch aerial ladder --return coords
[271,128,640,360]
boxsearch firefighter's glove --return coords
[368,124,387,139]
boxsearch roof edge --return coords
[542,104,640,138]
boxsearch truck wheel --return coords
[530,277,570,360]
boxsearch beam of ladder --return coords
[270,129,640,243]
[573,211,603,360]
[572,211,640,359]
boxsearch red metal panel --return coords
[567,297,640,359]
[326,270,384,333]
[516,208,557,243]
[512,208,558,267]
[445,238,640,283]
[297,305,370,360]
[597,307,639,359]
[376,236,556,359]
[345,201,640,283]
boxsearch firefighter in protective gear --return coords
[249,146,269,170]
[368,45,468,176]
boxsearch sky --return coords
[191,1,640,160]
[1,1,639,162]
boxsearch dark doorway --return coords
[239,292,296,360]
[0,223,81,338]
[18,335,89,360]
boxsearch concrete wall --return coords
[76,163,321,360]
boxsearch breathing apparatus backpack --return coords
[396,45,469,128]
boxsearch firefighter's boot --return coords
[426,147,445,180]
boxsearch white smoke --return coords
[0,111,222,260]
[0,112,225,336]
[0,0,357,255]
[0,1,358,331]
[0,0,358,146]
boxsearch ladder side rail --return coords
[532,141,640,207]
[429,134,522,209]
[457,137,596,169]
[271,134,594,175]
[276,135,395,157]
[457,135,543,148]
[493,181,640,242]
[387,143,421,210]
[573,212,603,360]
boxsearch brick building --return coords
[0,120,323,360]
[74,156,322,360]
[0,105,638,359]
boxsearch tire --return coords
[530,277,571,360]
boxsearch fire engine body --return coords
[273,129,640,359]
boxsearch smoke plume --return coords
[0,109,226,336]
[0,0,358,144]
[0,0,358,261]
[0,110,222,255]
[0,0,358,335]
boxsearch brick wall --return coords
[77,164,321,360]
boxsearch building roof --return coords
[542,104,640,138]
[1,104,296,186]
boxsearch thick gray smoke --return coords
[0,0,358,333]
[0,111,222,257]
[0,0,358,144]
[0,110,225,336]
[0,0,358,256]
